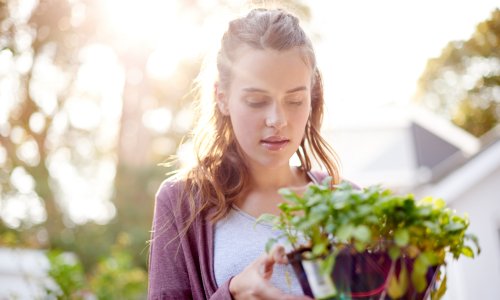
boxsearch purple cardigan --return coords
[148,180,231,299]
[147,171,328,299]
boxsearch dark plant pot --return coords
[287,247,439,300]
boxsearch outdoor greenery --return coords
[258,178,480,299]
[0,0,311,297]
[1,0,497,297]
[44,233,147,299]
[415,9,500,137]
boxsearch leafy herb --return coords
[256,178,480,299]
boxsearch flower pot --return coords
[287,247,439,300]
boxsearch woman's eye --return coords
[287,98,304,106]
[245,96,269,107]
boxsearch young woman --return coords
[148,8,341,300]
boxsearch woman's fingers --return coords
[230,247,311,299]
[259,255,274,280]
[268,244,288,264]
[259,245,288,279]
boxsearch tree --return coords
[415,9,500,137]
[0,0,314,276]
[0,0,191,271]
[1,0,94,243]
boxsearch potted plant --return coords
[257,178,480,300]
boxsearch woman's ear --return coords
[215,82,229,115]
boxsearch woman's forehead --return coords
[229,47,313,93]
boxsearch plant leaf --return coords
[336,224,354,242]
[353,225,371,243]
[387,262,409,299]
[465,233,481,255]
[389,246,401,261]
[312,242,327,257]
[321,253,336,275]
[461,246,474,258]
[432,273,447,300]
[394,228,410,247]
[444,222,465,232]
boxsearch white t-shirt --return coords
[213,205,304,295]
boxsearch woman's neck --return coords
[233,164,310,217]
[247,164,307,192]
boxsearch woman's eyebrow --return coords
[242,86,307,94]
[286,86,307,93]
[242,87,268,93]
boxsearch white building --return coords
[325,105,499,300]
[0,248,55,299]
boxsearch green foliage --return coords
[45,250,87,299]
[257,179,480,299]
[415,9,500,137]
[44,232,147,299]
[89,233,148,300]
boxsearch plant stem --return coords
[379,259,396,300]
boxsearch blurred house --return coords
[325,105,500,300]
[325,105,480,193]
[417,127,500,300]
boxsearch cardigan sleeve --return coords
[148,181,192,299]
[148,181,235,300]
[209,278,234,300]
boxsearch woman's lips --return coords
[260,137,290,151]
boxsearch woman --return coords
[148,8,341,300]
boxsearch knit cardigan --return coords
[147,171,327,299]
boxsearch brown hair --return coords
[177,8,341,233]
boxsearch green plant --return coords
[257,178,480,299]
[89,233,148,300]
[45,250,88,299]
[44,232,147,299]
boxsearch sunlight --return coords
[173,107,195,133]
[10,167,35,194]
[65,97,101,130]
[146,49,179,81]
[30,45,67,116]
[28,112,46,134]
[102,0,179,46]
[47,149,117,225]
[102,0,225,81]
[142,108,173,134]
[16,138,40,167]
[0,49,17,125]
[76,44,122,96]
[176,140,196,170]
[0,193,46,228]
[0,146,6,165]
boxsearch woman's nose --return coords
[265,104,287,129]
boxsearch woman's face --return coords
[217,47,313,170]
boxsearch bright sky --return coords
[308,0,499,127]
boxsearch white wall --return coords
[442,166,500,300]
[0,248,56,299]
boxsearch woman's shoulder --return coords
[155,177,189,211]
[155,176,205,215]
[157,177,183,198]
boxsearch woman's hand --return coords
[228,245,313,300]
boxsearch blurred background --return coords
[0,0,499,298]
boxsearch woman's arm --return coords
[148,182,192,299]
[148,181,235,300]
